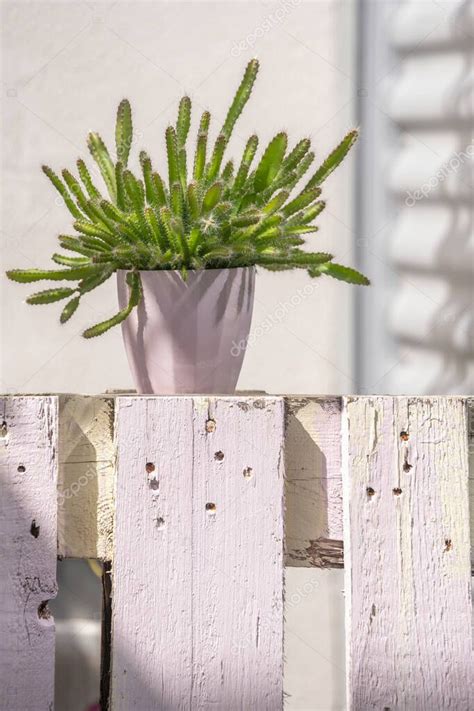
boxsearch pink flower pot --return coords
[117,267,255,394]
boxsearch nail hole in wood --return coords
[400,431,409,441]
[156,517,165,529]
[214,451,224,461]
[38,601,52,620]
[205,419,216,433]
[17,465,26,473]
[145,462,155,474]
[206,502,217,513]
[243,467,253,479]
[393,487,402,496]
[30,520,40,538]
[366,487,375,497]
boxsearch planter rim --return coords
[116,266,255,274]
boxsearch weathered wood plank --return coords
[110,396,285,710]
[55,394,344,567]
[0,397,58,711]
[190,397,285,708]
[110,396,194,709]
[58,394,115,560]
[343,396,473,710]
[468,397,474,574]
[285,397,343,568]
[43,394,473,572]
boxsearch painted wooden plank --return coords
[285,397,343,568]
[110,396,285,710]
[55,394,344,568]
[189,396,284,709]
[343,396,473,710]
[0,396,58,711]
[110,396,194,709]
[50,394,473,571]
[58,394,115,560]
[468,397,474,575]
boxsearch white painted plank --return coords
[110,396,285,711]
[343,396,473,710]
[58,394,115,560]
[285,397,343,568]
[37,393,473,572]
[190,396,284,709]
[110,396,194,709]
[55,395,345,568]
[469,398,474,575]
[0,397,58,711]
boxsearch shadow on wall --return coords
[357,0,473,395]
[429,27,473,392]
[393,1,474,393]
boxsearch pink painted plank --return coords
[0,397,58,711]
[111,396,285,710]
[343,396,473,710]
[111,396,194,709]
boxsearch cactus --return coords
[6,59,369,338]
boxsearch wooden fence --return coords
[0,395,473,710]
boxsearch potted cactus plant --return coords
[6,59,368,394]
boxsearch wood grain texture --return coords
[285,397,343,568]
[343,396,473,710]
[58,394,115,559]
[31,394,473,573]
[111,396,285,711]
[0,397,58,711]
[468,397,474,574]
[56,395,345,568]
